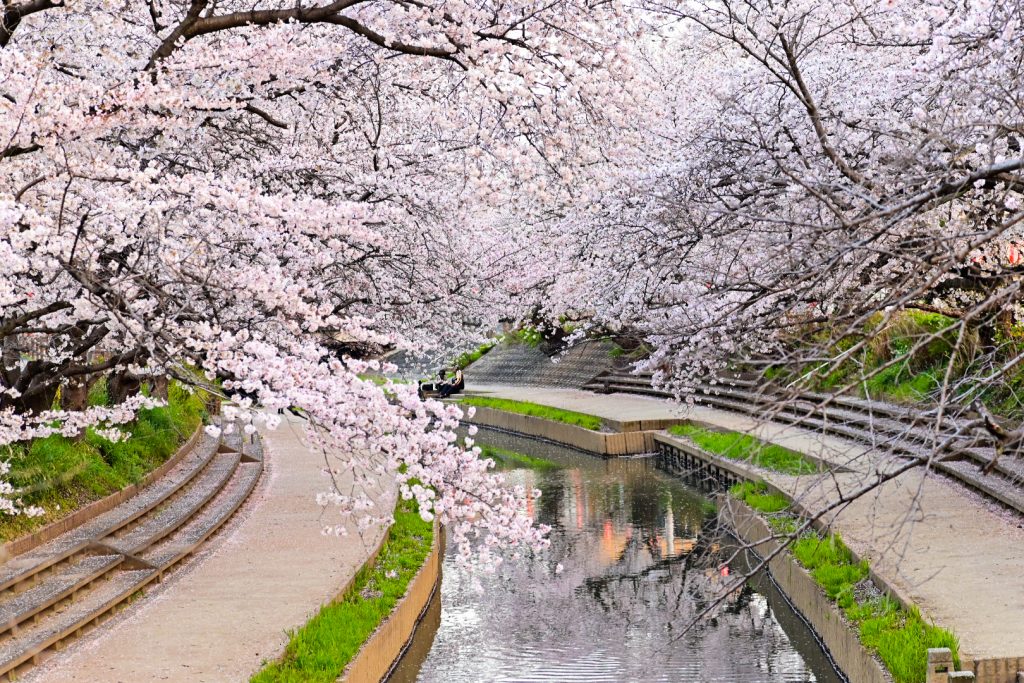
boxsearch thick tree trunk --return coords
[60,375,96,440]
[150,374,169,401]
[61,376,91,411]
[107,370,141,405]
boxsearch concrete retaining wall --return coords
[721,496,893,683]
[463,340,616,388]
[653,433,753,488]
[1,425,203,559]
[464,406,657,455]
[341,523,444,683]
[962,657,1024,683]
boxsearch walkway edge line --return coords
[341,520,443,683]
[721,495,893,683]
[2,425,203,559]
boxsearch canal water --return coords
[390,428,842,683]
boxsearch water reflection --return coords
[391,429,841,683]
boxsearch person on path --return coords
[418,369,448,399]
[439,367,464,398]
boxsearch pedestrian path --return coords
[25,414,394,683]
[467,382,1024,665]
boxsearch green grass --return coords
[0,382,206,540]
[728,480,791,514]
[459,396,604,431]
[671,424,818,475]
[790,531,959,682]
[358,374,410,386]
[507,326,543,347]
[251,497,433,683]
[479,445,560,471]
[731,483,959,683]
[850,600,960,683]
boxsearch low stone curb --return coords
[721,495,893,683]
[341,520,444,683]
[1,425,203,560]
[463,405,657,455]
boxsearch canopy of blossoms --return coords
[0,0,647,561]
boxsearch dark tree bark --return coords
[107,369,141,405]
[150,374,169,402]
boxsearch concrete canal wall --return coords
[342,524,444,683]
[721,496,893,683]
[462,405,673,456]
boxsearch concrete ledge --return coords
[721,495,893,683]
[962,657,1024,683]
[342,522,444,683]
[1,425,203,559]
[653,433,754,487]
[464,406,656,455]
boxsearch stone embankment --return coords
[19,413,392,682]
[0,422,262,680]
[464,340,616,388]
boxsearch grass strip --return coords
[1,382,207,540]
[251,497,434,683]
[670,424,818,475]
[729,483,959,683]
[459,396,604,431]
[729,480,791,514]
[480,444,560,471]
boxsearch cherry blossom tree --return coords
[0,0,651,557]
[553,0,1024,427]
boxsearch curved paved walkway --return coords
[468,383,1024,666]
[26,414,393,683]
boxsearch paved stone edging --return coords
[464,405,657,455]
[1,425,203,559]
[341,521,443,683]
[721,495,892,683]
[659,431,1024,683]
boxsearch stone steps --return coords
[0,433,220,594]
[584,370,1024,515]
[103,450,242,555]
[0,427,264,680]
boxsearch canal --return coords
[390,428,842,683]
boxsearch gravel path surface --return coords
[25,414,394,682]
[470,382,1024,663]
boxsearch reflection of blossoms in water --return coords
[401,432,837,683]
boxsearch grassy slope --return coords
[778,309,1024,417]
[251,497,433,683]
[0,382,207,541]
[729,481,958,683]
[670,424,818,476]
[459,396,604,431]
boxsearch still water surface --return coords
[391,429,842,683]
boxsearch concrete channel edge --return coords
[462,405,660,455]
[341,520,444,683]
[721,495,893,683]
